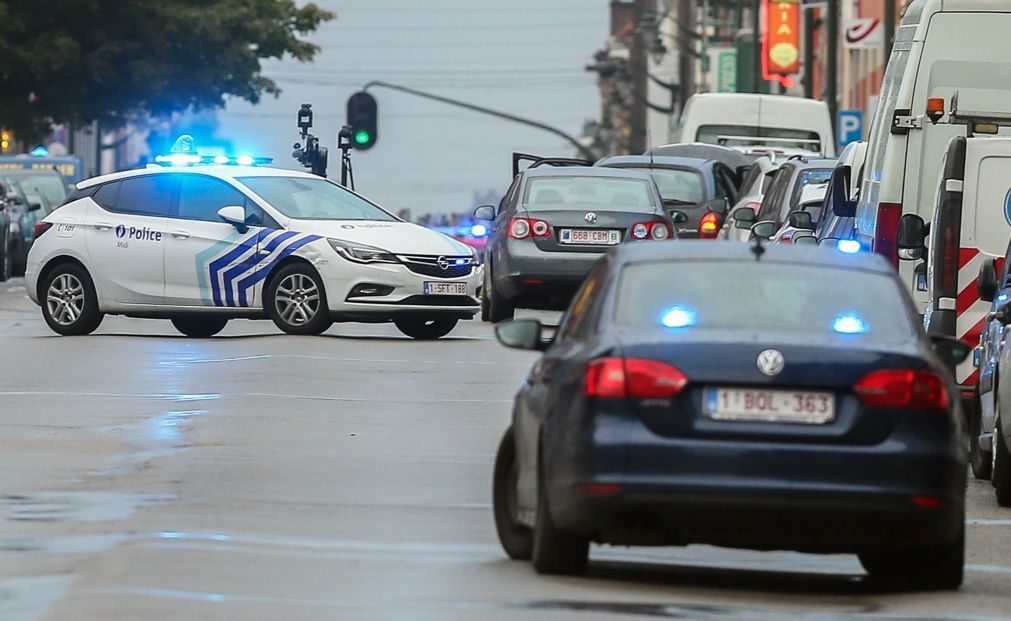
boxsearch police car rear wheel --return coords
[171,317,229,338]
[267,264,332,335]
[41,264,103,336]
[394,317,458,340]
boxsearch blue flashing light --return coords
[470,223,488,237]
[999,293,1009,303]
[661,306,696,329]
[214,155,230,165]
[156,153,201,166]
[836,239,861,254]
[832,313,868,334]
[235,155,254,166]
[30,145,49,157]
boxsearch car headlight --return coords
[327,238,399,264]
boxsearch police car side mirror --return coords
[218,205,248,233]
[829,165,856,217]
[896,213,927,260]
[979,259,999,303]
[473,205,496,221]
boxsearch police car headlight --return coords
[328,239,399,264]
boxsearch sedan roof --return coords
[596,155,713,170]
[522,165,656,181]
[611,239,892,273]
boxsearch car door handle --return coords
[169,230,191,239]
[94,222,113,231]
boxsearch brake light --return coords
[631,223,649,239]
[631,222,671,240]
[650,222,670,240]
[854,368,948,409]
[34,222,54,238]
[874,202,902,268]
[584,357,688,399]
[508,218,550,239]
[699,212,720,239]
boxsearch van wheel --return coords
[266,264,332,335]
[40,263,103,336]
[993,412,1011,507]
[394,318,457,340]
[492,427,533,560]
[532,460,589,575]
[171,317,229,338]
[859,522,964,591]
[970,398,992,480]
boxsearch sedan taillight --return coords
[34,222,54,238]
[509,217,551,239]
[631,222,671,241]
[584,357,688,399]
[854,368,948,409]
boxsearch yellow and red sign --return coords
[763,0,801,77]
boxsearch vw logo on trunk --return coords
[437,256,450,270]
[756,349,785,376]
[584,212,598,224]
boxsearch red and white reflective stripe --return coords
[954,247,1003,386]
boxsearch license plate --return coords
[559,228,622,245]
[705,387,834,425]
[424,282,468,295]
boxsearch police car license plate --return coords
[705,388,834,425]
[559,228,621,245]
[424,282,467,295]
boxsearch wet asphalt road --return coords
[1,278,1011,621]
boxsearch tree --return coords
[0,0,334,140]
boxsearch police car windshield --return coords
[238,176,397,221]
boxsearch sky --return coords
[214,0,609,218]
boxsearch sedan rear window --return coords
[523,176,656,210]
[614,260,915,342]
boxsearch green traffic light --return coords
[354,130,371,145]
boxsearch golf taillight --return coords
[854,368,948,409]
[34,222,54,238]
[584,357,688,399]
[699,212,720,239]
[631,222,671,241]
[509,217,550,239]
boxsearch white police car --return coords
[25,156,480,339]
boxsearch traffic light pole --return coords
[361,80,596,161]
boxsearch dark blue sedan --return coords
[491,241,970,590]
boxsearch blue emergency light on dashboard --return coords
[661,306,696,329]
[154,135,273,167]
[832,313,868,334]
[836,239,861,254]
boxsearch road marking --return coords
[159,354,528,367]
[967,518,1011,526]
[0,390,512,404]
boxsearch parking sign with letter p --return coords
[838,110,863,149]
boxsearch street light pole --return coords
[753,0,762,94]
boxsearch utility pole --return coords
[803,7,815,99]
[679,0,695,107]
[627,0,653,153]
[826,0,839,133]
[752,0,761,94]
[884,0,896,57]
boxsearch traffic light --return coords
[346,91,378,150]
[0,130,10,153]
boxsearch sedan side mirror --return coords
[707,197,729,215]
[495,319,546,351]
[897,213,927,261]
[668,209,689,224]
[474,205,496,221]
[734,207,757,230]
[27,201,42,213]
[751,220,777,240]
[930,334,971,366]
[788,210,814,230]
[979,259,999,303]
[217,205,248,233]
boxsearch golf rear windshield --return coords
[614,260,915,341]
[523,176,657,210]
[625,168,705,205]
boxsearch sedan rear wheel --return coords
[171,317,229,338]
[485,266,514,324]
[492,427,533,560]
[532,460,588,575]
[992,411,1011,507]
[859,522,964,591]
[394,318,458,340]
[267,264,332,335]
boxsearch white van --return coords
[854,0,1011,310]
[674,93,835,157]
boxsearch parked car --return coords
[671,93,835,157]
[734,157,835,241]
[596,155,736,238]
[491,240,969,589]
[766,182,828,244]
[719,155,778,241]
[476,159,680,322]
[0,181,12,281]
[2,177,51,276]
[1,168,69,207]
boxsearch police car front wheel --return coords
[266,264,332,335]
[41,263,104,336]
[171,317,229,338]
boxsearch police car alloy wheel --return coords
[266,263,332,336]
[171,317,229,338]
[40,263,104,336]
[394,317,458,340]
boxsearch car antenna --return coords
[750,235,766,261]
